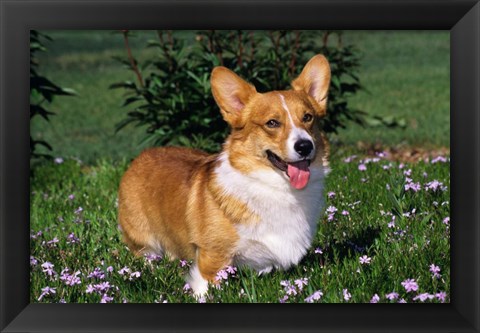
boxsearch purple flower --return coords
[86,284,95,294]
[38,286,56,301]
[443,217,450,225]
[46,237,59,246]
[341,210,350,216]
[343,289,352,301]
[294,278,308,291]
[326,206,338,214]
[280,280,297,296]
[60,269,81,286]
[279,295,289,303]
[304,290,323,303]
[41,262,56,276]
[359,255,371,265]
[30,256,38,266]
[425,180,447,192]
[387,215,396,228]
[106,266,114,273]
[179,260,188,267]
[405,181,421,192]
[94,281,111,293]
[67,233,80,244]
[215,269,228,281]
[385,292,399,300]
[327,191,336,199]
[314,247,323,254]
[68,194,75,200]
[398,298,407,303]
[413,293,435,302]
[129,271,141,280]
[436,291,447,303]
[431,156,448,164]
[118,267,130,276]
[88,268,105,280]
[74,207,83,215]
[100,294,114,303]
[225,266,237,275]
[429,264,441,279]
[54,157,64,164]
[401,279,419,293]
[370,294,380,303]
[358,164,367,171]
[183,283,191,292]
[144,253,162,263]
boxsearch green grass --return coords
[30,153,450,303]
[31,30,449,164]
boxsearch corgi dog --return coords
[118,54,331,296]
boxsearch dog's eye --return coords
[302,113,313,123]
[266,119,280,128]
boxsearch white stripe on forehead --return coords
[279,94,295,125]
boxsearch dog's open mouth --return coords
[266,150,311,190]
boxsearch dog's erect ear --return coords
[291,54,331,116]
[210,67,257,128]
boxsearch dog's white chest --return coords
[214,154,326,272]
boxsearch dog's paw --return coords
[187,265,209,298]
[257,266,273,276]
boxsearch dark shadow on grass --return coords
[303,226,382,266]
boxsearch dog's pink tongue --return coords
[287,161,310,190]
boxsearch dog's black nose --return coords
[294,139,314,157]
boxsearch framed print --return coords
[1,0,479,332]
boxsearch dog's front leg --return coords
[187,248,232,297]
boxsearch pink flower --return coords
[413,293,435,302]
[385,292,399,300]
[215,270,228,281]
[41,262,56,276]
[359,255,371,265]
[429,264,441,279]
[314,247,323,254]
[401,279,419,293]
[294,278,308,291]
[304,290,323,303]
[358,164,367,171]
[225,266,237,275]
[38,286,56,301]
[436,291,447,303]
[370,294,380,303]
[100,294,114,303]
[118,267,130,275]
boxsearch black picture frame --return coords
[1,0,479,332]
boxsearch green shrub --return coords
[112,30,398,153]
[30,30,75,159]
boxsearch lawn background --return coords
[31,30,449,164]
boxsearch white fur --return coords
[214,153,326,273]
[187,263,209,297]
[279,93,315,161]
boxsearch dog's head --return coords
[211,55,331,190]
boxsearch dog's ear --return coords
[291,54,331,116]
[211,67,257,128]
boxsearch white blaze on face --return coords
[278,94,315,161]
